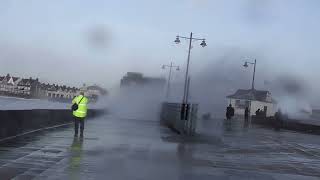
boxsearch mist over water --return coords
[1,0,320,120]
[155,47,316,119]
[98,46,319,120]
[268,75,313,119]
[102,85,166,121]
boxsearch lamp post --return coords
[174,32,207,104]
[162,62,180,98]
[243,59,257,116]
[243,59,257,91]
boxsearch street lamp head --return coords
[174,36,181,44]
[243,62,249,68]
[176,66,180,71]
[200,40,207,47]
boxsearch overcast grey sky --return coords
[0,0,319,90]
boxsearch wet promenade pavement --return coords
[0,114,320,179]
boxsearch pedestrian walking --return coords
[71,92,89,138]
[226,104,234,120]
[244,107,249,121]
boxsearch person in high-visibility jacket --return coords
[72,92,89,138]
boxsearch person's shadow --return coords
[243,118,249,128]
[223,119,233,132]
[69,137,84,179]
[176,142,194,179]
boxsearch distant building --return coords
[226,89,276,117]
[78,84,107,101]
[0,74,21,94]
[17,78,40,97]
[0,74,41,98]
[44,84,79,100]
[87,85,107,95]
[44,83,107,101]
[120,72,166,88]
[120,72,144,87]
[0,73,107,101]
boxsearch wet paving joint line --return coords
[205,160,320,177]
[265,136,320,159]
[289,143,320,158]
[0,149,68,178]
[0,151,43,169]
[0,143,66,169]
[0,123,72,143]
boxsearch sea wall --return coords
[252,115,320,135]
[0,109,105,139]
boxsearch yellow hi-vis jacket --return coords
[72,95,89,118]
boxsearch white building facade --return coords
[227,89,276,117]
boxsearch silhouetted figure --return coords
[226,104,234,120]
[274,109,284,130]
[244,107,249,121]
[261,110,267,117]
[243,117,249,129]
[255,109,261,116]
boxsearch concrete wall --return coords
[160,103,198,135]
[0,109,105,139]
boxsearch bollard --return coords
[180,103,186,120]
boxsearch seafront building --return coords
[226,89,276,117]
[0,74,106,101]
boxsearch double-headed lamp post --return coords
[243,59,257,91]
[162,62,180,98]
[174,32,207,105]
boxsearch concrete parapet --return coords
[160,102,198,135]
[0,109,105,139]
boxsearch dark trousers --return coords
[74,117,85,136]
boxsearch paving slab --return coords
[0,115,319,179]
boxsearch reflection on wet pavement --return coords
[0,115,319,179]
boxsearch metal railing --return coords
[160,102,198,135]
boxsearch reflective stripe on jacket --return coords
[72,95,89,118]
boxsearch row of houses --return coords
[0,74,40,97]
[40,83,80,100]
[0,74,106,101]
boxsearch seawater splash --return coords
[275,96,312,119]
[102,85,166,121]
